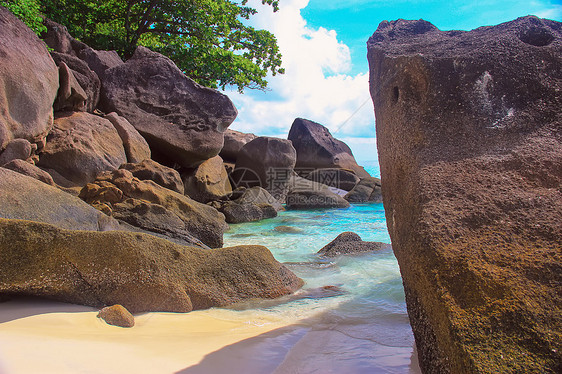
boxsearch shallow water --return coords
[186,161,421,373]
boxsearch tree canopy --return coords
[2,0,284,91]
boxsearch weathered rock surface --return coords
[0,139,33,166]
[53,61,87,112]
[231,186,284,212]
[210,186,280,224]
[119,159,181,193]
[97,305,135,328]
[99,46,237,168]
[38,112,127,187]
[42,18,88,56]
[80,169,227,248]
[0,219,303,313]
[183,155,231,203]
[50,52,100,112]
[304,168,360,191]
[369,16,562,373]
[344,177,382,203]
[77,48,123,81]
[288,118,370,178]
[104,112,151,164]
[286,189,350,210]
[0,7,59,150]
[0,168,118,231]
[2,159,55,186]
[231,137,296,201]
[220,129,257,162]
[317,232,389,257]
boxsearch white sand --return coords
[0,299,296,374]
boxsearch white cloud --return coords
[224,0,376,140]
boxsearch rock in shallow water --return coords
[369,16,562,373]
[0,219,303,313]
[317,232,389,257]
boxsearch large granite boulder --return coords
[0,218,304,313]
[99,46,237,168]
[104,112,151,164]
[80,169,228,248]
[37,112,127,187]
[42,18,88,56]
[52,61,87,112]
[304,168,360,191]
[288,118,370,178]
[0,167,117,231]
[183,155,231,203]
[231,136,297,201]
[368,17,562,373]
[119,159,182,193]
[2,159,55,186]
[0,7,59,150]
[50,52,100,112]
[344,177,382,203]
[286,189,350,210]
[210,186,281,224]
[0,139,34,166]
[317,232,389,257]
[220,129,257,162]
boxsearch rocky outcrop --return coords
[288,118,370,178]
[37,111,127,187]
[119,159,182,194]
[0,139,34,166]
[80,169,228,248]
[99,46,237,168]
[285,175,349,210]
[317,232,389,257]
[230,186,284,211]
[97,305,135,328]
[2,159,55,186]
[0,168,118,231]
[0,7,59,150]
[220,129,257,162]
[344,177,382,203]
[53,61,87,112]
[50,53,99,112]
[210,186,280,224]
[231,136,297,201]
[304,168,360,191]
[286,189,350,210]
[369,17,562,373]
[104,112,151,164]
[183,155,231,203]
[0,219,303,313]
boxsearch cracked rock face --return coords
[368,16,562,373]
[99,46,237,168]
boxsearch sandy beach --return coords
[0,298,296,374]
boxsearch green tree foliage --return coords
[40,0,284,91]
[1,0,46,34]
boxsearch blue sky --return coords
[225,0,562,162]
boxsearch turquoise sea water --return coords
[185,161,420,373]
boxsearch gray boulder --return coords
[0,167,118,231]
[0,7,58,150]
[288,118,370,178]
[105,113,151,164]
[344,177,382,203]
[317,232,389,257]
[0,139,33,166]
[0,218,304,313]
[99,46,237,168]
[50,52,100,112]
[304,168,360,191]
[120,159,183,194]
[38,112,127,187]
[2,159,55,186]
[220,129,257,162]
[183,155,231,203]
[231,137,297,201]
